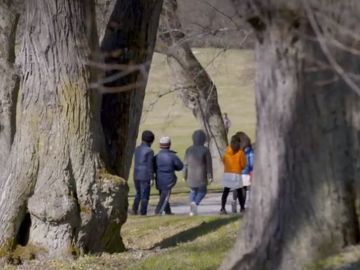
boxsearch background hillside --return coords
[134,48,256,183]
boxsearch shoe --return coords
[130,209,138,215]
[220,209,227,215]
[165,212,174,215]
[190,202,197,216]
[231,201,237,213]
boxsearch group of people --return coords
[131,127,254,216]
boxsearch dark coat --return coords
[154,149,184,190]
[184,130,213,188]
[133,142,154,182]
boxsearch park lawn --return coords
[128,48,255,196]
[6,215,241,270]
[124,215,241,270]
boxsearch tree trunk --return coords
[158,0,228,180]
[0,0,127,257]
[0,2,20,171]
[223,1,360,269]
[100,0,164,179]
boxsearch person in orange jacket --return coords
[220,134,247,214]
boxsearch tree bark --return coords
[0,2,20,172]
[223,1,360,270]
[0,0,127,257]
[100,0,164,179]
[158,0,228,180]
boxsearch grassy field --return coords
[129,48,255,194]
[141,48,255,161]
[5,215,241,270]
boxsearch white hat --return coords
[159,136,171,148]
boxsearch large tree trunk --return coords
[100,0,164,179]
[158,0,228,180]
[223,1,360,270]
[0,0,127,257]
[0,2,20,171]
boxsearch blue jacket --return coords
[154,149,184,190]
[242,147,254,174]
[133,142,154,182]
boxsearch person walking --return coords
[154,136,184,215]
[132,130,155,215]
[184,130,213,216]
[220,135,247,214]
[239,132,254,207]
[230,132,254,212]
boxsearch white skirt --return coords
[242,174,251,187]
[222,173,243,189]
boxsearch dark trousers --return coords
[232,187,247,206]
[155,189,172,215]
[132,180,151,215]
[222,187,245,211]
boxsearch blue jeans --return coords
[189,186,207,205]
[132,180,151,215]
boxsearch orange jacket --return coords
[223,146,247,174]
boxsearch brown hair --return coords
[235,131,252,150]
[230,135,241,153]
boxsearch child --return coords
[221,135,247,214]
[132,130,155,215]
[240,133,254,207]
[184,130,213,216]
[154,136,184,215]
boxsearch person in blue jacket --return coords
[132,130,155,215]
[154,136,184,215]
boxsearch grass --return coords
[123,215,241,270]
[129,48,256,195]
[6,215,241,270]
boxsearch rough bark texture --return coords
[100,0,164,179]
[223,1,360,270]
[0,2,20,171]
[0,0,127,257]
[158,0,228,181]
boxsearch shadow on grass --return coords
[153,216,240,249]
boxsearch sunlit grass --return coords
[129,48,255,195]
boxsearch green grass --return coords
[6,215,241,270]
[124,215,241,270]
[129,48,255,195]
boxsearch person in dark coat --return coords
[154,136,184,215]
[132,130,155,215]
[184,130,213,216]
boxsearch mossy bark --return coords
[0,2,20,172]
[0,0,128,258]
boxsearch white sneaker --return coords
[190,202,197,216]
[231,200,237,213]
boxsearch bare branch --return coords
[302,0,360,95]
